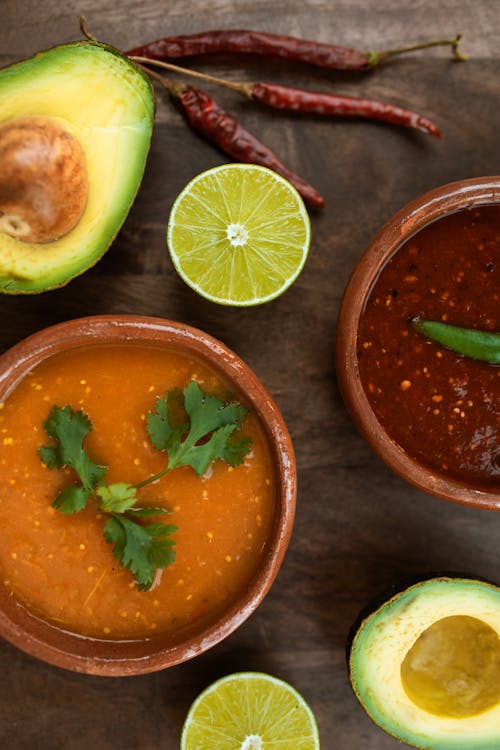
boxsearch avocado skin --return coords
[349,576,500,750]
[0,41,155,294]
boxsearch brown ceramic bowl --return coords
[0,315,296,675]
[336,176,500,510]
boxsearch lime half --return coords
[181,671,320,750]
[167,164,311,306]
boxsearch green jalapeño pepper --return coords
[412,319,500,364]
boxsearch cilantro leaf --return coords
[174,423,237,475]
[97,483,138,514]
[146,388,187,452]
[53,485,92,514]
[218,435,253,468]
[148,381,251,476]
[38,445,60,469]
[103,515,177,591]
[39,406,107,501]
[184,381,248,438]
[96,483,168,517]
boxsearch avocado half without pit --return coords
[349,578,500,749]
[0,41,154,293]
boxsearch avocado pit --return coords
[0,116,88,243]
[401,615,500,718]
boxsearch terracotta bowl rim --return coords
[0,314,296,675]
[336,175,500,511]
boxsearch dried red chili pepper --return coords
[127,30,465,71]
[132,56,441,138]
[248,82,441,137]
[176,85,324,208]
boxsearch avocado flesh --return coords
[0,42,154,293]
[350,578,500,750]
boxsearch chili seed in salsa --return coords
[357,204,500,485]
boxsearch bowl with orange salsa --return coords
[0,315,296,674]
[337,177,500,510]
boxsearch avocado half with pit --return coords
[350,577,500,749]
[0,41,154,293]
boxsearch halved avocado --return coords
[350,578,500,749]
[0,41,154,293]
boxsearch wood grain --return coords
[1,2,499,747]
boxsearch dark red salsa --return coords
[357,204,500,485]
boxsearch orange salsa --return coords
[0,344,276,639]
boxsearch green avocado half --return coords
[349,577,500,750]
[0,41,154,293]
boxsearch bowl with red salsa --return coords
[337,177,500,509]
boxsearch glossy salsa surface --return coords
[357,204,500,484]
[0,344,276,639]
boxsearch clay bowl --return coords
[336,176,500,510]
[0,315,296,675]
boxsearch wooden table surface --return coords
[1,1,499,747]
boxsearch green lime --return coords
[167,164,311,306]
[181,671,320,750]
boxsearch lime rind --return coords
[181,671,320,750]
[167,164,311,306]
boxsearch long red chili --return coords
[128,29,367,70]
[176,85,325,208]
[131,56,442,138]
[127,30,465,71]
[249,82,441,137]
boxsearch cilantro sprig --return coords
[39,381,251,591]
[143,381,252,481]
[38,406,106,513]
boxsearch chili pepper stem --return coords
[366,34,467,67]
[78,17,216,99]
[130,55,252,96]
[79,15,98,42]
[137,63,187,97]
